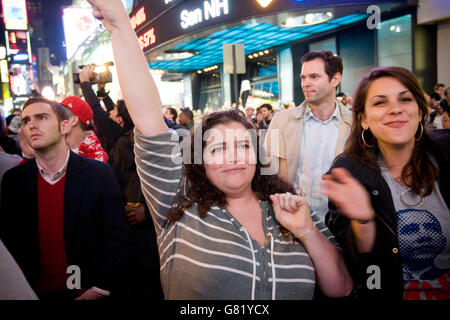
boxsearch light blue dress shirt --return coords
[294,103,340,223]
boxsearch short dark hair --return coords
[23,96,69,123]
[116,100,134,131]
[429,92,441,101]
[181,108,194,121]
[434,83,445,91]
[301,50,343,80]
[259,103,273,112]
[167,107,178,122]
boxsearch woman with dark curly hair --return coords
[323,66,450,300]
[88,0,352,300]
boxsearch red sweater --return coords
[34,173,69,295]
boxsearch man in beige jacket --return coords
[265,51,352,223]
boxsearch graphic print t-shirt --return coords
[380,161,450,300]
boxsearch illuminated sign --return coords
[63,8,99,59]
[130,7,147,30]
[133,0,406,52]
[12,53,29,62]
[0,60,9,83]
[180,0,229,29]
[0,47,6,59]
[6,31,29,56]
[256,0,273,8]
[138,28,156,50]
[1,0,28,30]
[9,63,30,96]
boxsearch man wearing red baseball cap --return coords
[60,96,108,162]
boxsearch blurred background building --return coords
[130,0,450,111]
[0,0,449,116]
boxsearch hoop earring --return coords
[362,128,375,148]
[415,122,424,141]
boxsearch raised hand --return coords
[270,193,315,240]
[87,0,129,33]
[322,168,375,223]
[87,0,167,136]
[79,65,95,83]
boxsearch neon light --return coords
[0,60,9,83]
[130,6,147,30]
[256,0,273,8]
[63,8,98,60]
[138,28,156,50]
[12,53,29,61]
[180,0,229,29]
[10,32,16,44]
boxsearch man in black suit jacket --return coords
[0,96,130,300]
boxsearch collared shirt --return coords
[36,149,70,185]
[294,103,340,222]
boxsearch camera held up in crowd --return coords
[73,62,114,84]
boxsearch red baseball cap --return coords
[60,96,93,127]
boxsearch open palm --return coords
[322,168,375,221]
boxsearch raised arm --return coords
[97,83,115,112]
[87,0,167,136]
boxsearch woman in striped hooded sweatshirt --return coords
[88,0,353,300]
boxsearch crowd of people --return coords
[0,0,448,301]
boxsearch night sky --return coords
[39,0,74,65]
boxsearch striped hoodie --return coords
[134,129,336,300]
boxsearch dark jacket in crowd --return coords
[109,131,163,299]
[97,87,116,113]
[325,135,450,299]
[428,129,450,151]
[80,82,127,154]
[0,118,21,156]
[0,152,131,295]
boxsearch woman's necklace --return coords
[400,189,424,207]
[394,176,424,207]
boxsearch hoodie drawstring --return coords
[267,233,276,300]
[243,229,256,300]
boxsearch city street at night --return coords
[0,0,449,311]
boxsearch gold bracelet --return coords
[297,225,316,240]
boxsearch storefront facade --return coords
[130,0,446,111]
